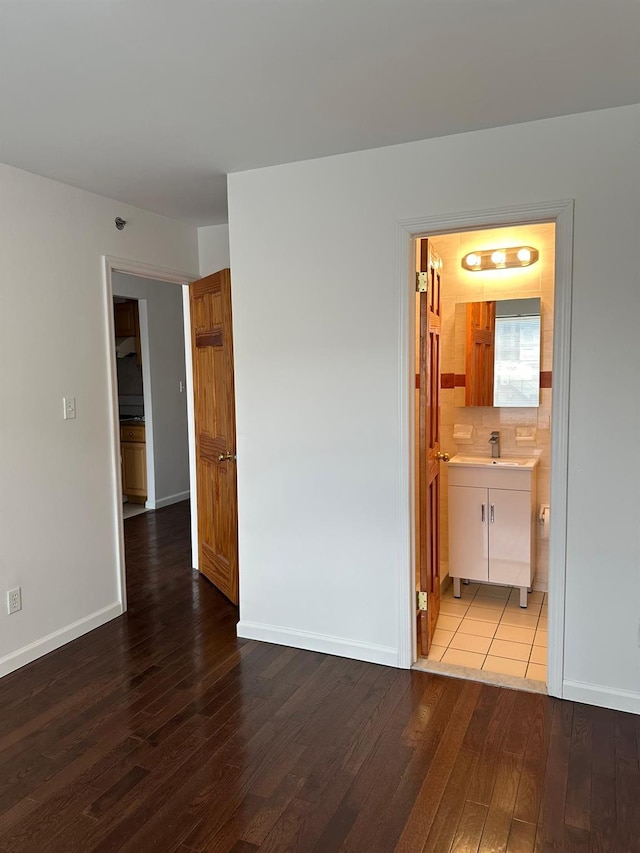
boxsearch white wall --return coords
[198,224,230,275]
[228,105,640,710]
[112,273,190,508]
[0,163,198,677]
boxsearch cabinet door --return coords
[114,301,137,337]
[122,442,147,496]
[488,488,531,586]
[448,485,489,582]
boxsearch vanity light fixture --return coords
[461,245,539,271]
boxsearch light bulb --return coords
[491,250,506,265]
[465,253,481,267]
[517,247,531,263]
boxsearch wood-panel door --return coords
[465,300,495,406]
[417,239,443,655]
[190,269,239,605]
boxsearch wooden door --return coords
[417,239,442,655]
[189,269,239,605]
[465,301,495,406]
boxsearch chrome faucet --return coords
[489,431,500,458]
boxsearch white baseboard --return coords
[563,679,640,714]
[236,620,399,668]
[146,490,190,510]
[533,579,548,592]
[0,602,123,679]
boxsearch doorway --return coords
[104,258,196,612]
[415,223,554,691]
[400,201,573,698]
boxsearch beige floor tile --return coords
[477,584,511,599]
[437,614,463,632]
[427,645,447,662]
[500,611,539,629]
[440,601,469,618]
[472,595,507,611]
[456,619,498,638]
[432,628,455,647]
[504,599,542,615]
[466,606,503,623]
[442,648,486,669]
[538,617,548,630]
[483,656,527,678]
[488,638,531,662]
[494,624,535,644]
[524,590,545,604]
[449,633,492,655]
[529,645,547,665]
[526,662,547,682]
[533,629,548,647]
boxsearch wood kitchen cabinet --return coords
[114,300,137,337]
[121,423,146,502]
[114,299,142,366]
[448,458,537,607]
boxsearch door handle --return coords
[481,504,485,522]
[217,452,236,462]
[435,451,450,462]
[490,504,495,523]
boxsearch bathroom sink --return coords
[448,455,539,469]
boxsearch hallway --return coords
[0,504,638,851]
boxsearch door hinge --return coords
[417,591,427,611]
[416,271,428,293]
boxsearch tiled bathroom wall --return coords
[430,222,555,590]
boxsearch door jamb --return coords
[103,256,199,613]
[395,201,574,699]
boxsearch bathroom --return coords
[415,222,554,687]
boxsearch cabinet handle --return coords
[490,504,495,523]
[481,503,485,522]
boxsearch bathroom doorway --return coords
[413,222,555,693]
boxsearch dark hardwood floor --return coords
[1,503,638,852]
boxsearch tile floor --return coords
[427,582,548,682]
[123,501,148,520]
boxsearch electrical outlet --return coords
[7,587,21,615]
[63,396,76,420]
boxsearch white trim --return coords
[563,680,640,715]
[237,621,399,667]
[0,603,123,679]
[546,202,573,699]
[147,490,190,510]
[135,298,156,506]
[395,200,574,699]
[102,256,199,614]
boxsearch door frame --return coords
[396,200,574,699]
[103,255,199,612]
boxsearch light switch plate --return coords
[63,396,76,420]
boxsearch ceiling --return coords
[0,1,638,226]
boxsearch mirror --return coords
[455,297,541,407]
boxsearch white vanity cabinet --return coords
[447,457,538,607]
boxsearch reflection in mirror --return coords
[456,297,541,407]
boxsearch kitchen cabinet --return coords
[448,457,538,607]
[114,300,142,366]
[121,423,146,502]
[114,301,137,337]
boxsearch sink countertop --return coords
[448,454,539,469]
